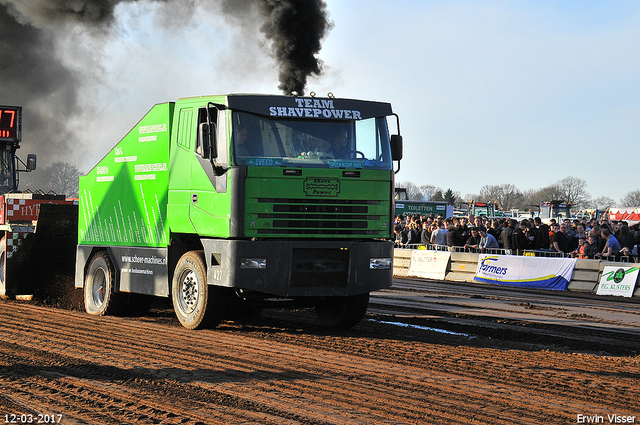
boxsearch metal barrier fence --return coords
[398,243,638,262]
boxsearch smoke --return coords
[260,0,332,95]
[0,0,123,26]
[218,0,333,95]
[0,0,332,179]
[0,0,135,171]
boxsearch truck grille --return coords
[255,198,381,235]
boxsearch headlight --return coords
[240,258,267,269]
[370,257,392,270]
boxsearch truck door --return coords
[187,106,231,237]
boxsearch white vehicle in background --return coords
[538,201,571,224]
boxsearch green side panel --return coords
[78,103,173,247]
[244,167,392,239]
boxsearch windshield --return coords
[232,111,392,170]
[552,207,571,219]
[474,206,490,216]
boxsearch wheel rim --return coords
[91,267,107,308]
[178,269,199,314]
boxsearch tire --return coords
[84,251,118,316]
[172,251,227,330]
[315,293,370,329]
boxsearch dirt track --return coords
[1,296,639,425]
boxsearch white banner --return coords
[473,254,577,290]
[408,249,451,280]
[596,266,639,297]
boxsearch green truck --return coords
[76,94,402,329]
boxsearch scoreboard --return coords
[0,106,21,141]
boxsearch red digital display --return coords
[0,106,21,140]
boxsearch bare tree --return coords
[537,184,564,203]
[47,162,80,197]
[586,196,615,210]
[395,181,419,200]
[620,190,640,207]
[478,184,523,211]
[395,181,442,201]
[416,184,441,201]
[556,176,590,209]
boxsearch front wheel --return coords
[172,251,227,329]
[315,293,370,328]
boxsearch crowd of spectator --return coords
[393,212,640,261]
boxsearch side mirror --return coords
[390,135,403,161]
[199,123,217,159]
[26,154,37,171]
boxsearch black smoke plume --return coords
[0,0,137,169]
[259,0,332,95]
[0,0,332,176]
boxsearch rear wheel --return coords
[84,251,118,316]
[172,251,227,329]
[315,293,370,328]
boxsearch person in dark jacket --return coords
[500,219,515,254]
[420,221,431,246]
[617,224,635,252]
[584,235,601,259]
[534,217,550,249]
[464,226,481,252]
[446,224,464,251]
[394,224,408,247]
[552,223,571,254]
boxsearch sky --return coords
[4,0,640,203]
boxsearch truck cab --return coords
[539,201,571,223]
[469,201,496,218]
[76,94,403,329]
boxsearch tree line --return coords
[397,176,640,212]
[20,162,80,198]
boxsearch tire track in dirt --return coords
[1,301,638,424]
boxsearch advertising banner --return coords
[473,255,577,290]
[408,250,451,280]
[596,266,639,297]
